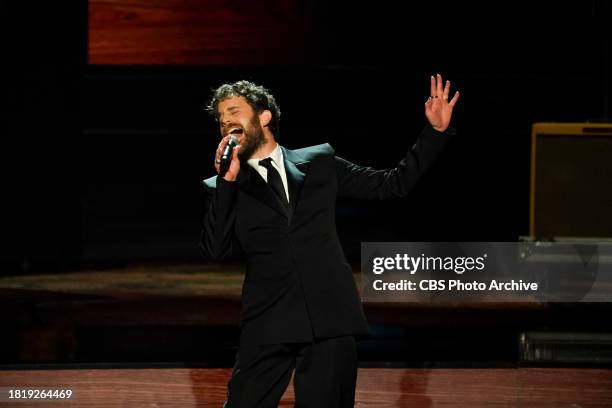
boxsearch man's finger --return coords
[436,73,444,97]
[218,135,230,148]
[425,98,433,115]
[443,80,450,100]
[449,91,460,107]
[430,75,436,97]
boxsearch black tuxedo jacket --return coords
[201,124,452,346]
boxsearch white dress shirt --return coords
[247,143,290,203]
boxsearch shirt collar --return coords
[248,142,283,168]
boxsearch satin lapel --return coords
[282,147,309,215]
[237,160,289,219]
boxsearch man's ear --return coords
[259,110,272,128]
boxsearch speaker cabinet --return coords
[530,123,612,239]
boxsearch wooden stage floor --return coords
[1,367,612,407]
[2,263,612,367]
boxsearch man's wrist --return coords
[428,123,455,136]
[217,175,238,187]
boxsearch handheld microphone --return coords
[219,135,239,177]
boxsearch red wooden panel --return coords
[88,0,313,65]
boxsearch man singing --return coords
[201,75,459,407]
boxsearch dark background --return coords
[1,0,610,271]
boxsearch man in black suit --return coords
[201,76,459,407]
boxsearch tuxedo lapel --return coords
[282,146,309,216]
[237,160,290,219]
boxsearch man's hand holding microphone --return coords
[214,132,241,182]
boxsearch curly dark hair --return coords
[206,80,281,138]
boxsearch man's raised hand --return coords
[425,73,460,133]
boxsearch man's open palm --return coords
[425,73,460,132]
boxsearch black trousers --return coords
[223,336,357,408]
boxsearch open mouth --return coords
[228,127,244,136]
[227,127,244,144]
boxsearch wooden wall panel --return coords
[88,0,312,65]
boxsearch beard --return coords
[236,114,266,161]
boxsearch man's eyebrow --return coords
[227,106,240,111]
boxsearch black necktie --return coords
[258,157,289,207]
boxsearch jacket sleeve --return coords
[199,177,244,261]
[334,124,454,199]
